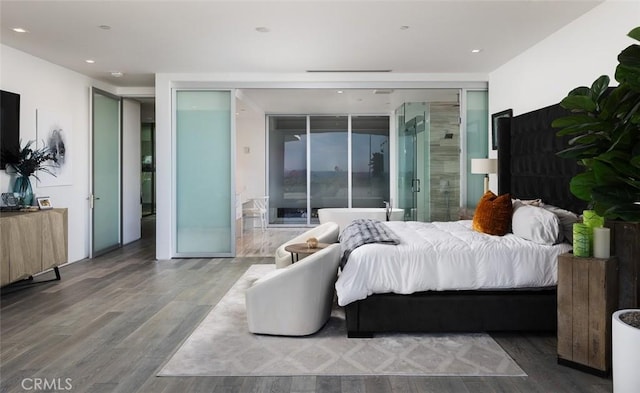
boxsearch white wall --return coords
[122,98,142,244]
[489,0,639,117]
[487,0,639,190]
[1,46,106,263]
[0,45,137,264]
[235,100,266,203]
[155,74,172,260]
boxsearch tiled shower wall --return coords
[429,102,460,221]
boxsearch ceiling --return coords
[1,0,603,89]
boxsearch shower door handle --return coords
[412,179,421,193]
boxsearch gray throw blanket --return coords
[339,219,400,268]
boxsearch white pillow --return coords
[512,198,543,207]
[511,201,562,245]
[541,204,579,243]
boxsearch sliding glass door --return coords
[310,116,348,224]
[174,90,234,256]
[352,116,390,208]
[267,116,308,225]
[141,123,155,216]
[268,114,390,226]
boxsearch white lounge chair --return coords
[245,244,341,336]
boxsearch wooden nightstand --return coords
[557,253,618,376]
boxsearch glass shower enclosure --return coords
[397,102,429,221]
[396,99,461,222]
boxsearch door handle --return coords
[88,194,101,209]
[411,179,421,193]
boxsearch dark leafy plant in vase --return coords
[552,26,640,222]
[5,140,57,206]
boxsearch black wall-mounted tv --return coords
[1,90,21,169]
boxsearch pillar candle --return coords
[583,210,604,229]
[593,227,611,259]
[573,223,591,257]
[582,210,604,257]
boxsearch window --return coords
[352,116,390,208]
[268,114,390,225]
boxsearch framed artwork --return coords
[491,109,513,151]
[36,196,53,210]
[37,110,73,187]
[2,193,18,207]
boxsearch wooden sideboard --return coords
[0,208,68,286]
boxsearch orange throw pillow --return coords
[472,191,512,236]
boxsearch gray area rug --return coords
[159,265,526,377]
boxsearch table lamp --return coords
[471,158,498,193]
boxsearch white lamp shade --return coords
[471,158,498,175]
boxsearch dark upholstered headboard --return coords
[497,103,586,214]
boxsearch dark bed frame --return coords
[345,104,586,338]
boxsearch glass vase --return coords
[13,175,34,206]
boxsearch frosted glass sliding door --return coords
[175,90,234,256]
[92,89,121,257]
[466,91,489,208]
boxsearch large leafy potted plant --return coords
[552,27,640,222]
[553,24,640,290]
[553,26,640,388]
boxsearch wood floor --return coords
[1,219,613,393]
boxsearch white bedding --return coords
[335,220,572,306]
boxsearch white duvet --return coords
[335,220,572,306]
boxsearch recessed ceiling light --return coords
[111,71,123,77]
[337,90,344,94]
[85,59,95,64]
[400,25,410,30]
[255,26,270,33]
[98,25,111,30]
[471,49,483,53]
[12,27,28,33]
[307,69,392,73]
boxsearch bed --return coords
[342,103,586,338]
